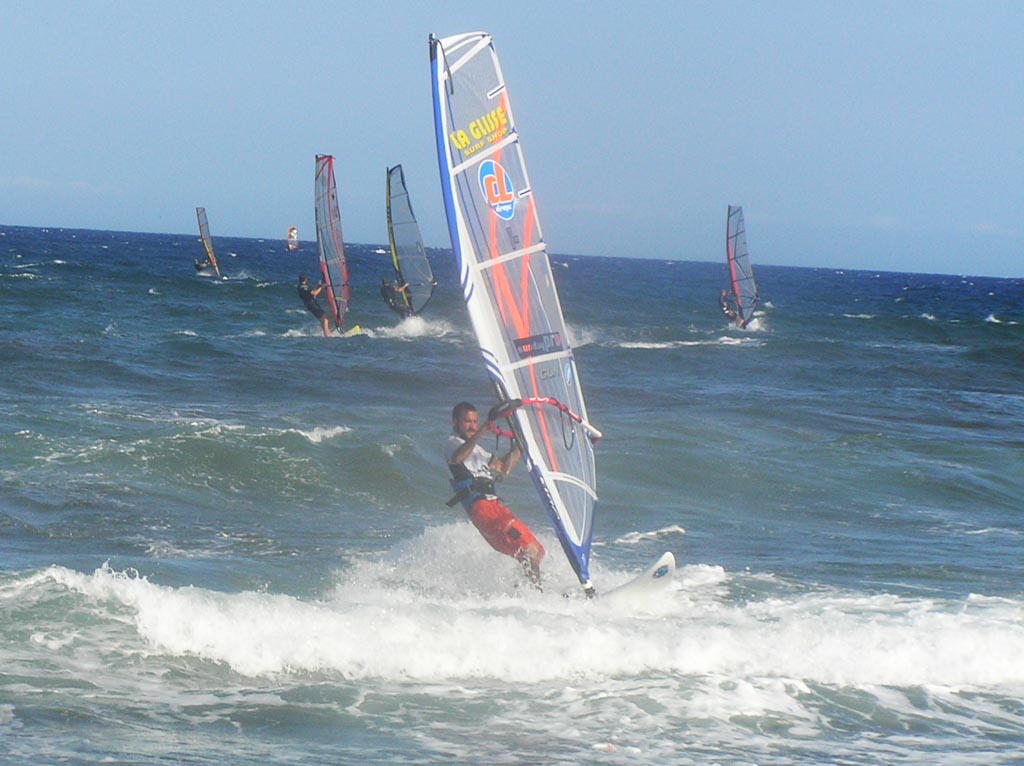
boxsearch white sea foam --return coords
[282,327,329,338]
[983,313,1016,325]
[613,525,686,545]
[20,530,1024,694]
[373,315,456,340]
[0,704,16,728]
[289,425,351,443]
[618,336,759,349]
[565,323,598,348]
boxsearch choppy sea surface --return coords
[2,224,1023,765]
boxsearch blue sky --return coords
[2,1,1022,277]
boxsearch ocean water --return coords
[2,223,1023,765]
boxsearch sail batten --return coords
[473,243,547,270]
[386,165,435,315]
[430,32,598,588]
[314,155,350,329]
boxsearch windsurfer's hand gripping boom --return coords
[488,397,603,446]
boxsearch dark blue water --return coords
[2,224,1023,765]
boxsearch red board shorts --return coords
[467,497,544,560]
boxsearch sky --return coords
[2,1,1022,277]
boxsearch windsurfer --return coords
[719,288,740,325]
[194,258,211,272]
[298,273,332,337]
[444,401,544,586]
[381,278,412,317]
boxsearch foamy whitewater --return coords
[2,225,1023,765]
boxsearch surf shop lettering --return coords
[514,332,563,358]
[449,106,508,157]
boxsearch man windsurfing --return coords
[444,401,544,586]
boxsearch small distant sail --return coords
[430,32,600,593]
[314,155,350,330]
[195,207,221,278]
[726,205,758,327]
[287,225,299,251]
[385,164,435,316]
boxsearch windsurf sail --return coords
[314,155,350,330]
[287,225,299,251]
[385,164,435,315]
[194,207,221,278]
[430,32,600,592]
[725,205,758,328]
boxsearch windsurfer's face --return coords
[454,410,480,439]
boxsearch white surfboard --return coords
[598,551,675,605]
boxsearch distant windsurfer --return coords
[444,401,544,586]
[298,273,332,337]
[381,277,412,318]
[194,258,212,272]
[719,288,742,327]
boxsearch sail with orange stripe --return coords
[314,155,350,330]
[430,32,599,591]
[726,205,758,328]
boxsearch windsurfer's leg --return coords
[468,498,544,583]
[321,317,331,337]
[497,509,545,585]
[515,541,544,588]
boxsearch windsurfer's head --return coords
[298,273,307,284]
[452,402,479,439]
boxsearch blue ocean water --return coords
[2,223,1023,765]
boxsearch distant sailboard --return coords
[725,205,759,328]
[314,154,355,334]
[385,164,435,316]
[194,207,221,278]
[287,225,299,251]
[430,32,671,598]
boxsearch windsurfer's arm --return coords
[490,439,520,477]
[447,427,488,467]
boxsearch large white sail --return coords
[430,32,599,590]
[726,205,758,328]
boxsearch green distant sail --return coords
[385,164,435,315]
